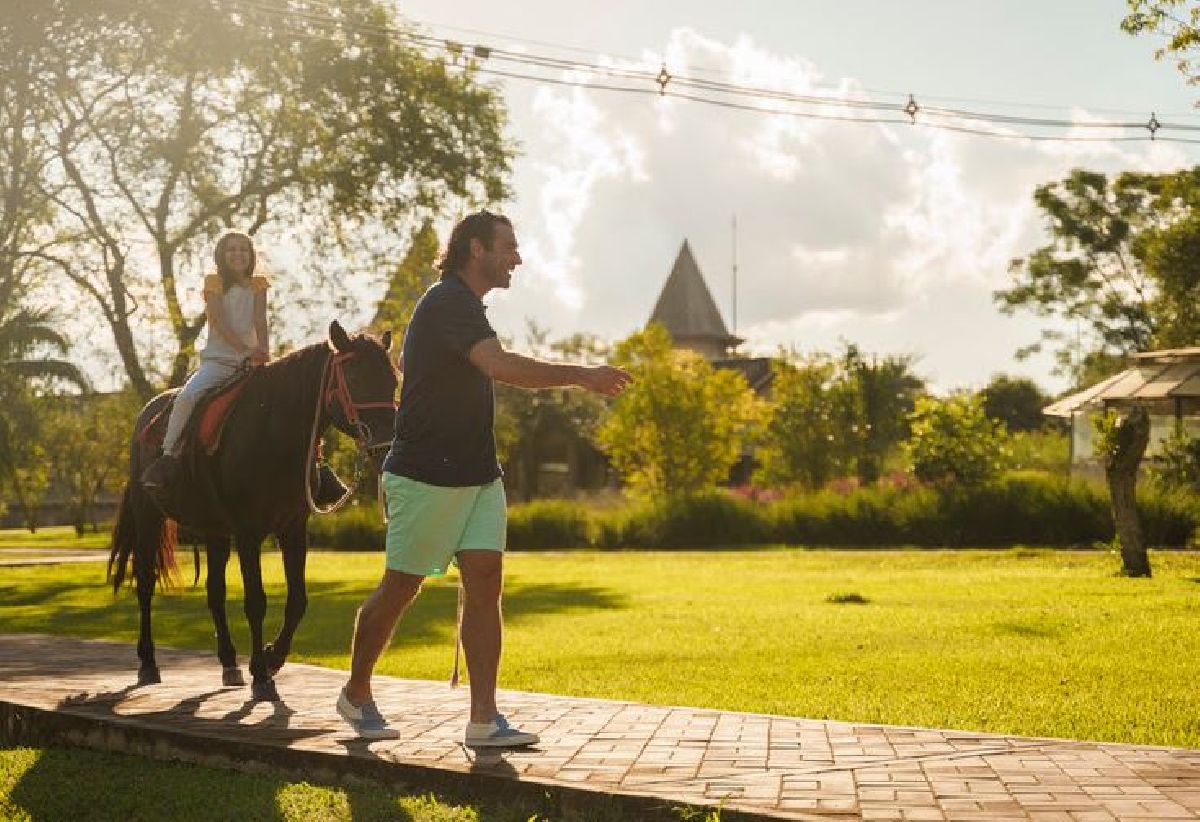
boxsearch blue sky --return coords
[385,0,1200,393]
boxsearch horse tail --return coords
[158,517,181,589]
[108,482,136,592]
[107,483,183,592]
[110,390,186,594]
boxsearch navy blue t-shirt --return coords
[382,274,501,487]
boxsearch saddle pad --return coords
[198,379,249,454]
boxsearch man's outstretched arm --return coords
[468,337,631,397]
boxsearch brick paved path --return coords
[0,549,109,567]
[1,633,1197,820]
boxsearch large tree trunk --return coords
[1104,406,1151,577]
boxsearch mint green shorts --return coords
[382,472,507,577]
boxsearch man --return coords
[336,211,632,744]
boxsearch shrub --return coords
[306,474,1200,551]
[506,499,593,550]
[903,394,1010,487]
[307,503,385,551]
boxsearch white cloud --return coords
[482,28,1197,390]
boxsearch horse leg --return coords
[135,562,161,685]
[264,519,308,676]
[206,535,244,687]
[134,502,161,686]
[236,534,278,702]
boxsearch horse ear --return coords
[381,330,393,351]
[328,320,352,352]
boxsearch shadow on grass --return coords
[0,575,627,670]
[0,580,100,609]
[3,745,421,821]
[992,621,1061,639]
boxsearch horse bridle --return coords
[324,351,396,452]
[305,348,397,514]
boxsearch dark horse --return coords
[109,321,397,701]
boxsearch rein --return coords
[303,349,395,515]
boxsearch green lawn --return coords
[2,549,1199,748]
[0,525,109,550]
[0,745,650,821]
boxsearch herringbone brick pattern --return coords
[1,634,1197,820]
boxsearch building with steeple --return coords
[649,240,742,360]
[648,239,773,394]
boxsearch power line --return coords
[379,7,1200,121]
[219,0,1200,145]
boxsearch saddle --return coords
[139,370,253,458]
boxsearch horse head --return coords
[325,320,398,457]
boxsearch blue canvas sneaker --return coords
[336,688,400,739]
[464,713,539,747]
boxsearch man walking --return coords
[337,211,632,744]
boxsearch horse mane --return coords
[254,339,330,412]
[251,330,395,414]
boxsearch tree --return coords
[842,345,924,483]
[1149,429,1200,492]
[0,302,87,483]
[596,324,768,499]
[41,391,139,533]
[494,324,611,500]
[1095,407,1152,577]
[755,355,858,489]
[903,394,1010,488]
[1124,2,1200,82]
[0,387,48,530]
[370,219,441,338]
[979,374,1051,433]
[995,170,1156,382]
[997,167,1200,384]
[756,346,923,489]
[6,0,511,399]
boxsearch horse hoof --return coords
[222,667,246,687]
[137,666,161,686]
[251,679,280,702]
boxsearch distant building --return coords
[1044,346,1200,474]
[649,239,774,393]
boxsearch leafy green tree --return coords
[997,167,1200,383]
[596,324,768,499]
[0,388,48,530]
[755,355,858,489]
[494,324,611,500]
[1149,429,1200,492]
[842,345,924,483]
[5,0,511,399]
[995,170,1156,382]
[979,374,1051,433]
[903,394,1010,487]
[42,391,139,533]
[1124,2,1200,81]
[0,304,87,484]
[370,220,441,339]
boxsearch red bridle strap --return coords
[324,351,396,443]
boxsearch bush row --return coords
[307,473,1200,551]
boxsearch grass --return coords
[0,525,109,551]
[0,744,636,821]
[2,549,1199,749]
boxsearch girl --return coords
[141,231,269,491]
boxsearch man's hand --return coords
[247,347,269,367]
[579,365,633,397]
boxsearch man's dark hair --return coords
[438,210,512,276]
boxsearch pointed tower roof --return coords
[649,240,741,354]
